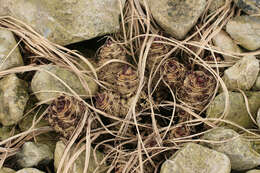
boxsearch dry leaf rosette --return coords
[47,95,87,139]
[97,38,128,89]
[95,90,149,118]
[116,65,139,97]
[176,71,216,111]
[160,58,187,89]
[145,37,170,74]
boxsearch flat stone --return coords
[16,168,44,173]
[148,0,206,39]
[0,74,29,126]
[234,0,260,15]
[212,29,242,61]
[54,141,107,173]
[226,16,260,51]
[247,170,260,173]
[0,29,23,71]
[222,55,259,90]
[206,91,260,130]
[202,127,260,171]
[0,0,125,45]
[16,142,53,168]
[160,143,231,173]
[31,65,98,103]
[0,167,15,173]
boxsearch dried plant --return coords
[47,95,87,139]
[160,58,187,89]
[177,71,216,111]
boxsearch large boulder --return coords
[226,16,260,51]
[0,29,24,71]
[0,74,29,126]
[206,91,260,130]
[160,143,231,173]
[0,0,125,45]
[202,127,260,171]
[31,64,98,103]
[147,0,206,39]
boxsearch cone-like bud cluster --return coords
[160,58,187,89]
[177,71,216,110]
[95,91,149,118]
[98,39,126,64]
[95,91,124,117]
[116,65,139,97]
[97,39,127,89]
[145,37,170,73]
[48,95,87,139]
[167,109,194,139]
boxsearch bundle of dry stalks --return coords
[0,0,260,173]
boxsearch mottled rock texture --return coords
[222,55,259,90]
[0,167,15,173]
[31,65,98,103]
[206,91,260,130]
[226,16,260,51]
[0,74,29,126]
[202,127,260,171]
[0,29,23,71]
[209,0,226,12]
[148,0,206,39]
[212,29,241,61]
[234,0,260,15]
[160,143,231,173]
[16,142,53,168]
[0,0,125,45]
